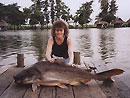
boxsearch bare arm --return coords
[45,38,55,63]
[67,37,74,65]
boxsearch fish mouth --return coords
[14,80,23,84]
[14,79,33,84]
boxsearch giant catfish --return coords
[13,61,124,92]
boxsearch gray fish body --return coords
[31,61,93,82]
[41,64,94,83]
[13,61,124,92]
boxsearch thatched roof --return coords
[112,18,125,24]
[0,20,8,27]
[126,19,130,23]
[95,20,108,25]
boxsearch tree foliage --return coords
[0,0,119,28]
[23,8,31,24]
[50,0,55,23]
[98,0,109,18]
[43,0,49,26]
[30,0,72,26]
[0,3,25,26]
[74,1,93,27]
[97,0,118,23]
[109,0,118,15]
[55,0,72,22]
[30,0,44,27]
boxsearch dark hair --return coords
[51,20,69,36]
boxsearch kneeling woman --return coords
[45,20,74,65]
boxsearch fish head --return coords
[13,67,40,84]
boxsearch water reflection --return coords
[0,35,22,59]
[98,29,116,63]
[0,28,130,66]
[78,31,93,57]
[31,30,49,61]
[0,30,50,65]
[69,29,94,57]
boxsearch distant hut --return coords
[95,19,108,29]
[112,18,125,28]
[0,20,8,30]
[68,20,75,28]
[126,19,130,27]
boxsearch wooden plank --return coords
[0,65,13,75]
[73,85,92,98]
[93,61,130,98]
[0,67,23,96]
[96,80,124,98]
[56,86,74,98]
[81,61,106,98]
[115,65,130,89]
[94,64,120,98]
[88,80,106,98]
[73,61,92,98]
[92,63,121,98]
[39,86,55,98]
[113,77,130,98]
[23,87,41,98]
[0,81,27,98]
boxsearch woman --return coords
[45,20,73,65]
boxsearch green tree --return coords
[23,8,31,24]
[50,0,55,23]
[0,3,25,29]
[30,0,45,28]
[43,0,49,28]
[0,3,4,20]
[61,2,72,22]
[55,0,62,19]
[75,1,93,28]
[54,0,72,22]
[30,0,72,25]
[109,0,118,15]
[29,11,39,26]
[8,3,25,25]
[98,0,109,18]
[102,13,115,23]
[97,0,118,23]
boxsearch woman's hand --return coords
[48,58,55,63]
[66,62,73,66]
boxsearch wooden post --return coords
[73,52,81,65]
[17,54,25,67]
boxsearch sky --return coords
[0,0,130,24]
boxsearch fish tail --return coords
[94,68,124,81]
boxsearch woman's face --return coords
[55,28,64,38]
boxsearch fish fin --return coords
[69,81,81,86]
[81,79,91,85]
[32,82,38,92]
[95,68,124,81]
[57,83,68,89]
[37,83,40,87]
[32,77,39,92]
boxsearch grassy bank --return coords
[5,24,129,30]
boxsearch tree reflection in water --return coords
[98,30,116,64]
[0,28,130,66]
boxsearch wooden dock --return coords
[0,60,130,98]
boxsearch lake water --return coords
[0,28,130,68]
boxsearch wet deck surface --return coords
[0,61,130,98]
